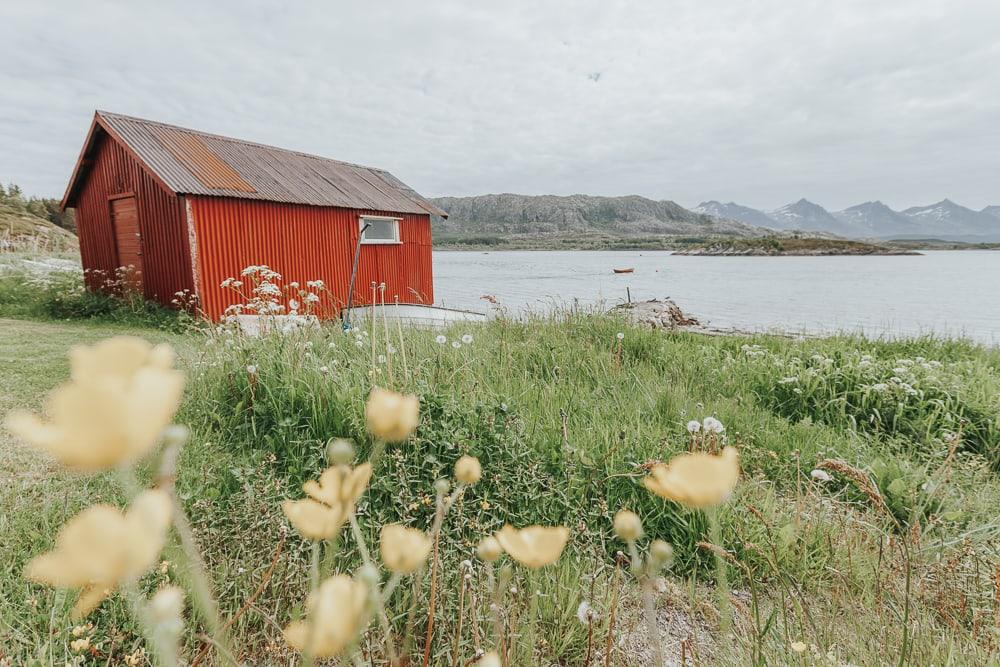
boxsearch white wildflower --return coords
[462,334,474,345]
[616,332,625,340]
[435,335,447,345]
[451,341,461,349]
[246,365,258,375]
[810,469,832,482]
[686,420,701,433]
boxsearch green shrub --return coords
[0,268,190,331]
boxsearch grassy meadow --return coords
[0,264,999,666]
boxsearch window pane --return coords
[362,218,396,241]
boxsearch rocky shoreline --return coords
[673,239,920,256]
[674,245,919,256]
[611,298,817,339]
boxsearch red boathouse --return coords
[61,111,445,320]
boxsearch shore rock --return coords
[611,299,700,329]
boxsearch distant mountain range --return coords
[430,194,760,239]
[696,198,1000,241]
[429,194,1000,244]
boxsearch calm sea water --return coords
[432,250,1000,344]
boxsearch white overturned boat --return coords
[343,304,487,328]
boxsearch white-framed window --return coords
[359,216,401,244]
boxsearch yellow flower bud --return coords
[613,510,643,542]
[649,539,674,570]
[365,388,420,442]
[454,455,482,485]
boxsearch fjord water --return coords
[433,250,1000,344]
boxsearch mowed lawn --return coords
[0,319,189,656]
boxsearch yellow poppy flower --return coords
[284,575,370,658]
[281,499,349,541]
[365,388,419,442]
[494,525,569,568]
[25,490,173,618]
[283,464,372,540]
[5,337,183,471]
[303,463,372,507]
[642,446,740,509]
[380,524,432,574]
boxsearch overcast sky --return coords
[2,0,998,211]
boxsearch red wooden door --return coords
[110,196,143,289]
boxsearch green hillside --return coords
[0,204,77,252]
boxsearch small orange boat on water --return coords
[613,267,634,274]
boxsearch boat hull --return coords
[343,304,487,328]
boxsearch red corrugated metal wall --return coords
[188,196,434,320]
[74,131,194,303]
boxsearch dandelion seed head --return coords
[435,335,447,344]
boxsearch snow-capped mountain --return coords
[694,198,1000,241]
[900,199,999,238]
[833,201,916,237]
[694,201,779,229]
[769,199,858,235]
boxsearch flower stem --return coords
[709,508,732,634]
[169,504,236,665]
[628,540,663,667]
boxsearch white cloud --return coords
[1,0,998,210]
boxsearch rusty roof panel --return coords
[93,111,446,217]
[150,126,256,192]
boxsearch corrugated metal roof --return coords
[73,111,445,217]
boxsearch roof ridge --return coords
[95,109,389,174]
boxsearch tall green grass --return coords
[5,311,999,665]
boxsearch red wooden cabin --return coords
[61,111,445,320]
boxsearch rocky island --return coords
[673,237,920,256]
